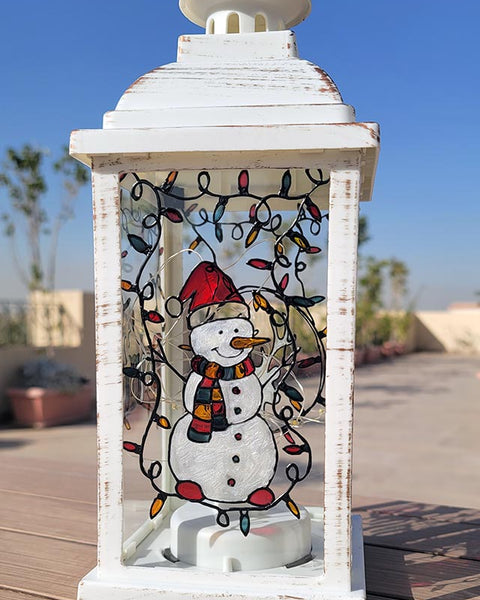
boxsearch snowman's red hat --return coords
[179,261,249,328]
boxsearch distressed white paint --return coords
[73,2,380,598]
[73,125,378,156]
[104,105,356,130]
[70,126,378,204]
[175,30,300,61]
[107,33,349,122]
[91,167,124,575]
[324,165,361,591]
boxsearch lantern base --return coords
[77,509,366,600]
[170,503,312,571]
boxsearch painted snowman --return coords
[169,261,277,507]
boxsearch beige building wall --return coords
[58,292,96,384]
[26,290,96,382]
[413,308,480,355]
[29,290,85,348]
[32,290,96,381]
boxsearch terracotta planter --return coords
[8,384,94,428]
[365,345,383,364]
[381,341,396,358]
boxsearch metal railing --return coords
[0,301,28,346]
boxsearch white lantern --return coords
[71,1,379,598]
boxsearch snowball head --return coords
[190,317,254,366]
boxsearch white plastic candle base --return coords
[78,511,367,599]
[169,502,312,572]
[179,0,312,31]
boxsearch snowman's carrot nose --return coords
[230,336,270,349]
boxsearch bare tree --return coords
[0,144,88,293]
[389,258,409,312]
[0,145,48,291]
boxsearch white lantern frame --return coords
[71,17,379,600]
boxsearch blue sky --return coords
[0,0,479,309]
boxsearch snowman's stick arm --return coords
[236,284,297,383]
[263,344,298,380]
[152,346,187,384]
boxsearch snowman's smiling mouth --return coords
[213,347,243,359]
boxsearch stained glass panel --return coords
[120,168,328,559]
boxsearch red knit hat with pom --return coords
[179,261,248,328]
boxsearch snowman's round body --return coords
[168,317,277,504]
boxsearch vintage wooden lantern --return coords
[71,1,379,598]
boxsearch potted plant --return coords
[7,358,94,428]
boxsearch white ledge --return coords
[71,122,379,158]
[70,123,379,202]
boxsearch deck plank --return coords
[365,545,480,600]
[355,497,480,526]
[0,589,60,600]
[3,533,480,600]
[0,458,96,504]
[360,511,480,560]
[0,490,96,544]
[2,461,479,600]
[0,530,96,600]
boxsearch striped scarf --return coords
[187,355,255,443]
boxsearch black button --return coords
[234,407,242,415]
[232,386,241,395]
[232,455,240,463]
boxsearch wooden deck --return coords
[1,453,480,599]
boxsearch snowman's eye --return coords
[234,328,239,333]
[219,330,223,335]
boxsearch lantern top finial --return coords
[179,0,311,34]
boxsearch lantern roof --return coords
[104,28,355,131]
[98,0,350,131]
[70,4,379,203]
[179,0,312,32]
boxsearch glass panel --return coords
[120,168,328,571]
